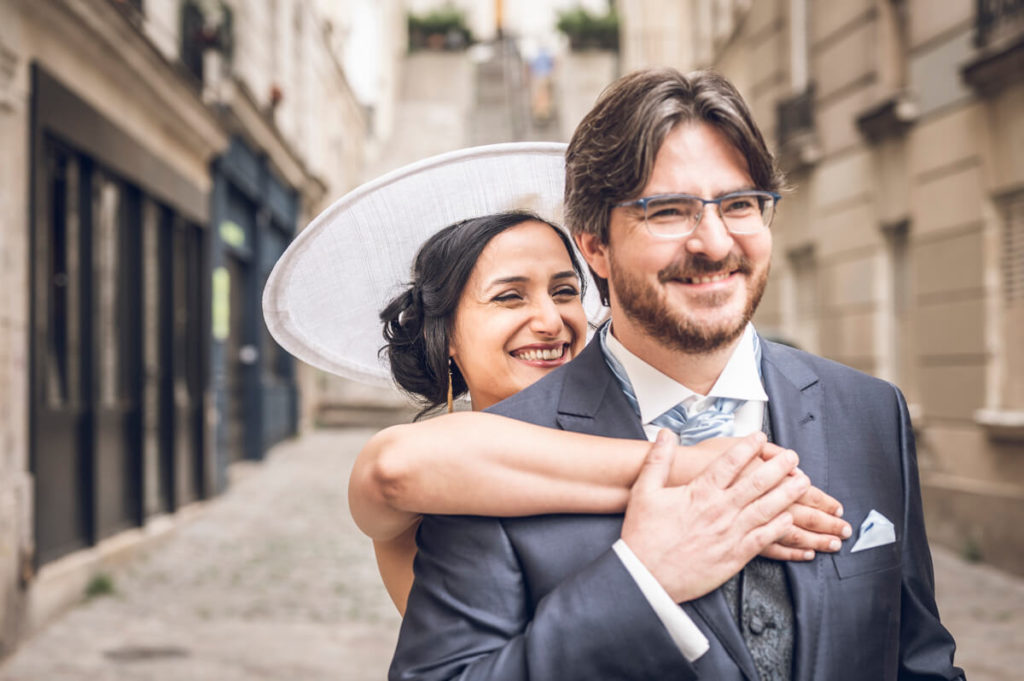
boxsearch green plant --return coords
[556,5,620,51]
[961,535,983,563]
[84,572,116,599]
[408,6,473,51]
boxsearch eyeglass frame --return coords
[613,189,783,238]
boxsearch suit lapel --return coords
[686,594,758,680]
[761,341,827,681]
[555,340,647,440]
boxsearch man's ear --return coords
[574,232,611,280]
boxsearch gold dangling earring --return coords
[447,358,454,414]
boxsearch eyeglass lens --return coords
[644,192,776,237]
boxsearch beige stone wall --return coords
[0,0,399,655]
[0,11,31,652]
[0,0,229,653]
[618,0,1024,573]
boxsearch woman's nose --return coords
[530,297,564,336]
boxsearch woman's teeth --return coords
[685,272,731,284]
[516,346,565,361]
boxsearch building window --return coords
[1001,192,1024,409]
[180,0,205,83]
[787,244,819,353]
[882,219,913,392]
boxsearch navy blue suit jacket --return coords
[389,339,965,680]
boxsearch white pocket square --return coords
[850,509,896,553]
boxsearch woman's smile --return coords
[510,342,573,366]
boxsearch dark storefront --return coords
[209,138,299,490]
[28,66,209,566]
[29,66,300,569]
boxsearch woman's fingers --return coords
[798,484,844,517]
[759,543,816,561]
[789,501,852,540]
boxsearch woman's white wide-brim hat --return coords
[263,141,600,388]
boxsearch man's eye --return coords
[722,196,758,214]
[649,200,699,221]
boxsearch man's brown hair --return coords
[564,68,785,303]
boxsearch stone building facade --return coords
[618,0,1024,573]
[0,0,399,657]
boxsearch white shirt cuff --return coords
[612,538,710,662]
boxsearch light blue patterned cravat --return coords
[649,395,742,445]
[598,322,761,444]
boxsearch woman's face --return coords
[450,220,588,410]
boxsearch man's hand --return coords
[755,443,852,561]
[621,430,808,604]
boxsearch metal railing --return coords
[975,0,1024,47]
[776,85,816,145]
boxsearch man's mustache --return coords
[658,254,752,282]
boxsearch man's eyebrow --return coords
[721,184,758,195]
[643,184,760,198]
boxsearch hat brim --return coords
[263,142,602,387]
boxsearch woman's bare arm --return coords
[349,411,723,541]
[373,525,419,615]
[353,413,851,612]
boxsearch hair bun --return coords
[380,283,441,414]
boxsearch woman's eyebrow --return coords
[484,271,576,290]
[485,275,528,288]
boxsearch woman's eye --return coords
[493,292,524,303]
[553,286,580,299]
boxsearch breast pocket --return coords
[830,539,901,579]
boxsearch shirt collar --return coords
[602,322,769,424]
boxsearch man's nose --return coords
[683,208,735,261]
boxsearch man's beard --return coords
[609,251,768,355]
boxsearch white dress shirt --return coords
[606,323,769,661]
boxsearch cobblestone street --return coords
[0,428,1021,680]
[0,430,400,681]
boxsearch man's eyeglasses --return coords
[614,190,782,239]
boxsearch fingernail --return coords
[829,539,841,551]
[804,550,815,560]
[785,450,798,465]
[841,524,852,539]
[836,505,844,517]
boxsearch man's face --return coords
[577,122,772,355]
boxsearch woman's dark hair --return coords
[380,211,585,418]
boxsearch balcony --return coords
[963,0,1024,94]
[775,85,820,171]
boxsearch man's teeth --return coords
[686,272,731,284]
[516,346,564,361]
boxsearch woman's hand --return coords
[755,442,851,561]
